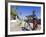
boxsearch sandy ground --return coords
[10,20,41,31]
[10,20,22,31]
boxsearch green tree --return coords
[11,8,17,16]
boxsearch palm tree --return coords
[11,7,17,20]
[32,10,38,30]
[11,8,17,16]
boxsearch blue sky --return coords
[11,6,41,19]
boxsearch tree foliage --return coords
[11,8,17,16]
